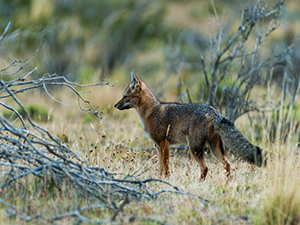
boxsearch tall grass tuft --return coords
[258,140,300,225]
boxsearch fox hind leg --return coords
[208,136,231,181]
[188,139,208,180]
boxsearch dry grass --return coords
[0,85,300,225]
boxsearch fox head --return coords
[114,70,142,110]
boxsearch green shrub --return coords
[197,74,236,103]
[83,114,94,124]
[2,103,53,122]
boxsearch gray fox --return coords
[114,70,265,180]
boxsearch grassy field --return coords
[1,1,300,224]
[1,82,300,225]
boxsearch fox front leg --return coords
[156,139,170,177]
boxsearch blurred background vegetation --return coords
[1,2,300,223]
[0,0,299,100]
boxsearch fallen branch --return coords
[0,21,208,224]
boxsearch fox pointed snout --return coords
[114,102,122,110]
[114,99,131,110]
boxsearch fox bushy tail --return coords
[206,113,265,167]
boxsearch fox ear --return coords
[131,70,141,88]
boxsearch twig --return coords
[0,21,11,46]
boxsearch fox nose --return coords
[114,103,118,109]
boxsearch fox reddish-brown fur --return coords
[114,70,265,180]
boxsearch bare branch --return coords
[0,50,37,76]
[0,21,11,46]
[0,101,26,128]
[0,22,207,224]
